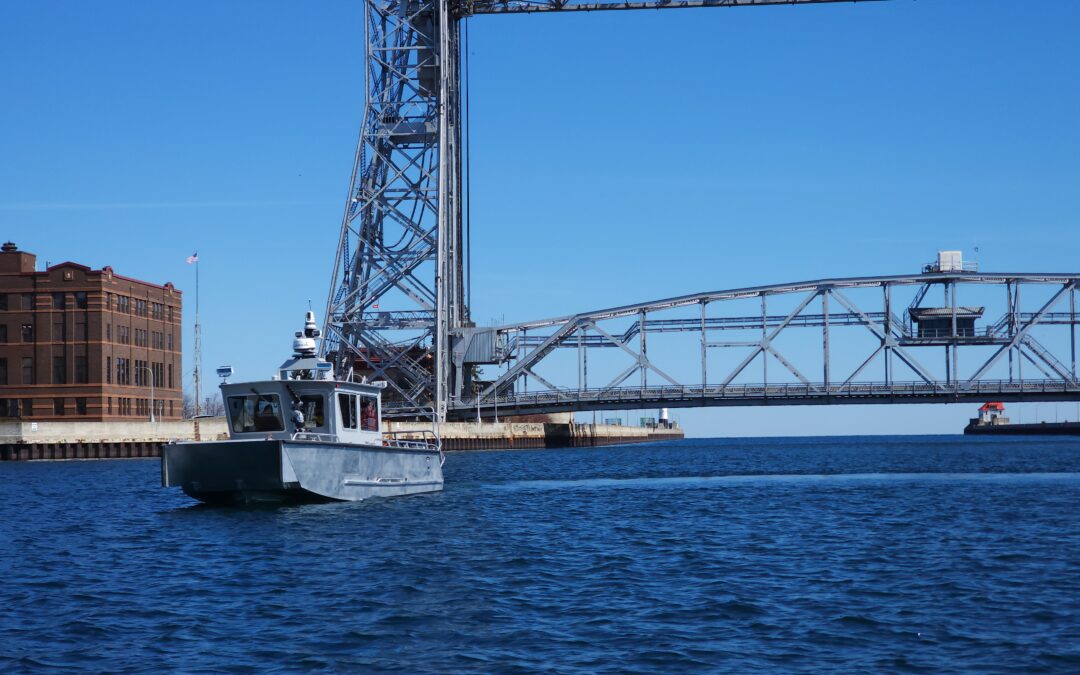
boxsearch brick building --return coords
[0,242,182,421]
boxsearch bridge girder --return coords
[465,0,887,15]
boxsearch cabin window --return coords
[338,393,357,430]
[228,394,285,433]
[360,396,378,431]
[298,395,325,431]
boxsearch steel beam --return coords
[467,0,887,16]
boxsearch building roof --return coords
[909,306,985,319]
[40,261,180,293]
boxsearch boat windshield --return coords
[228,394,285,433]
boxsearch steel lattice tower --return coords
[323,0,465,420]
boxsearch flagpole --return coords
[191,254,202,417]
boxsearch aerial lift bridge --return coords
[321,0,1080,420]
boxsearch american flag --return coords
[186,252,199,264]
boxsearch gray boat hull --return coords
[162,439,443,504]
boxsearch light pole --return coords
[138,365,156,424]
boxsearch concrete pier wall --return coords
[0,418,229,461]
[387,421,684,451]
[0,418,684,460]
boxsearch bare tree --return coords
[183,391,225,418]
[202,394,225,417]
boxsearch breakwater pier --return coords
[0,417,682,460]
[0,418,228,461]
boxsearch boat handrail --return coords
[384,438,441,452]
[291,432,340,443]
[384,429,438,440]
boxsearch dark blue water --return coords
[2,436,1079,672]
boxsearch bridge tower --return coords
[322,0,466,420]
[322,0,887,420]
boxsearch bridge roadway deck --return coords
[446,380,1080,419]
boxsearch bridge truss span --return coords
[450,273,1080,418]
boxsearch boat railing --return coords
[383,427,443,458]
[290,431,340,443]
[383,430,440,451]
[384,437,441,451]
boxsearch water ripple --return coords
[1,436,1078,672]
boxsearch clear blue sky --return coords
[2,0,1078,435]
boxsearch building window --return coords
[74,320,87,341]
[119,325,129,344]
[53,316,65,341]
[168,363,173,389]
[0,400,15,418]
[105,293,112,310]
[106,324,111,341]
[0,294,7,310]
[0,358,6,385]
[0,324,6,342]
[108,397,112,415]
[22,293,33,311]
[116,358,129,385]
[75,292,88,309]
[168,306,174,322]
[167,332,174,351]
[22,399,33,418]
[75,356,88,384]
[21,323,33,342]
[52,292,65,309]
[106,357,112,384]
[54,398,65,416]
[53,356,66,384]
[22,357,33,384]
[76,398,87,416]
